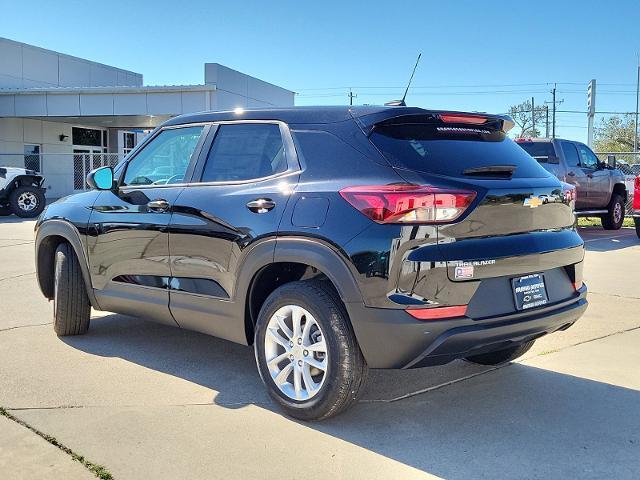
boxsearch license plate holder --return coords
[512,273,549,311]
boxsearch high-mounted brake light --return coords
[339,185,476,224]
[633,176,640,210]
[439,113,488,125]
[406,305,468,320]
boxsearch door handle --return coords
[147,199,170,213]
[567,171,576,177]
[246,198,276,213]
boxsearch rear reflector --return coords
[406,305,468,320]
[439,113,488,125]
[339,185,476,224]
[573,280,583,291]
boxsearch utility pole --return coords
[545,105,549,137]
[531,97,536,137]
[587,79,596,147]
[545,84,563,139]
[348,88,357,106]
[634,60,639,152]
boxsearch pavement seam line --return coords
[0,322,51,333]
[0,271,36,283]
[361,325,640,404]
[0,407,114,480]
[0,241,34,248]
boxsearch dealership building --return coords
[0,37,295,198]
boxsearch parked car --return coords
[515,138,627,229]
[0,167,46,218]
[34,107,587,420]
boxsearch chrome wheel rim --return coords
[264,305,328,401]
[613,202,622,223]
[17,192,38,211]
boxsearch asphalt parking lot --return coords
[0,217,639,480]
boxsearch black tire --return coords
[53,243,91,336]
[464,340,535,366]
[635,217,640,239]
[9,186,46,218]
[254,280,368,421]
[601,194,625,230]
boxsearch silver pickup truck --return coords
[516,138,627,230]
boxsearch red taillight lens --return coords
[573,280,583,291]
[339,185,476,224]
[439,113,488,125]
[633,176,640,210]
[406,305,468,320]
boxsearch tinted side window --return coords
[123,126,204,186]
[577,143,599,169]
[561,142,581,168]
[201,124,287,182]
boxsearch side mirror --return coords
[86,166,114,190]
[607,155,617,169]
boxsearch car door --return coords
[576,143,609,207]
[559,141,589,209]
[168,121,300,343]
[88,124,208,325]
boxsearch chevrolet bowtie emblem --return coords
[524,195,544,208]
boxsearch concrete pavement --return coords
[0,217,638,479]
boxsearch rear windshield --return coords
[369,123,551,178]
[515,141,556,163]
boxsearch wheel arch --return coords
[612,182,627,202]
[237,237,363,344]
[35,220,99,309]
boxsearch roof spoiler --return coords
[355,109,515,135]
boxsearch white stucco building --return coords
[0,37,295,198]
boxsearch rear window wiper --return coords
[462,165,516,178]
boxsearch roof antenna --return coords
[385,53,422,107]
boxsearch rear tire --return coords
[464,340,535,366]
[9,186,46,218]
[53,243,91,336]
[635,217,640,239]
[601,194,624,230]
[254,280,368,421]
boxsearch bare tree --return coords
[508,100,547,138]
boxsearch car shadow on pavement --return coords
[0,215,36,224]
[62,313,640,479]
[579,227,639,252]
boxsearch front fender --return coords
[35,219,100,309]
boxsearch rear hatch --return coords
[365,112,582,313]
[367,112,575,239]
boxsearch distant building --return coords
[0,37,295,198]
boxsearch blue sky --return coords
[1,0,639,142]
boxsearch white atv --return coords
[0,167,47,218]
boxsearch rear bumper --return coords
[346,286,587,369]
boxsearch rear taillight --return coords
[339,185,476,224]
[573,280,583,291]
[633,176,640,210]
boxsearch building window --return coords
[72,127,105,147]
[24,144,41,172]
[124,132,136,155]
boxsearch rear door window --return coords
[200,123,287,182]
[370,123,550,178]
[560,142,581,168]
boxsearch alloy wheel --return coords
[263,304,328,401]
[17,192,38,212]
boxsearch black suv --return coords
[35,107,587,420]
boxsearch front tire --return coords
[53,243,91,336]
[254,280,368,421]
[465,340,535,366]
[601,194,625,230]
[9,186,46,218]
